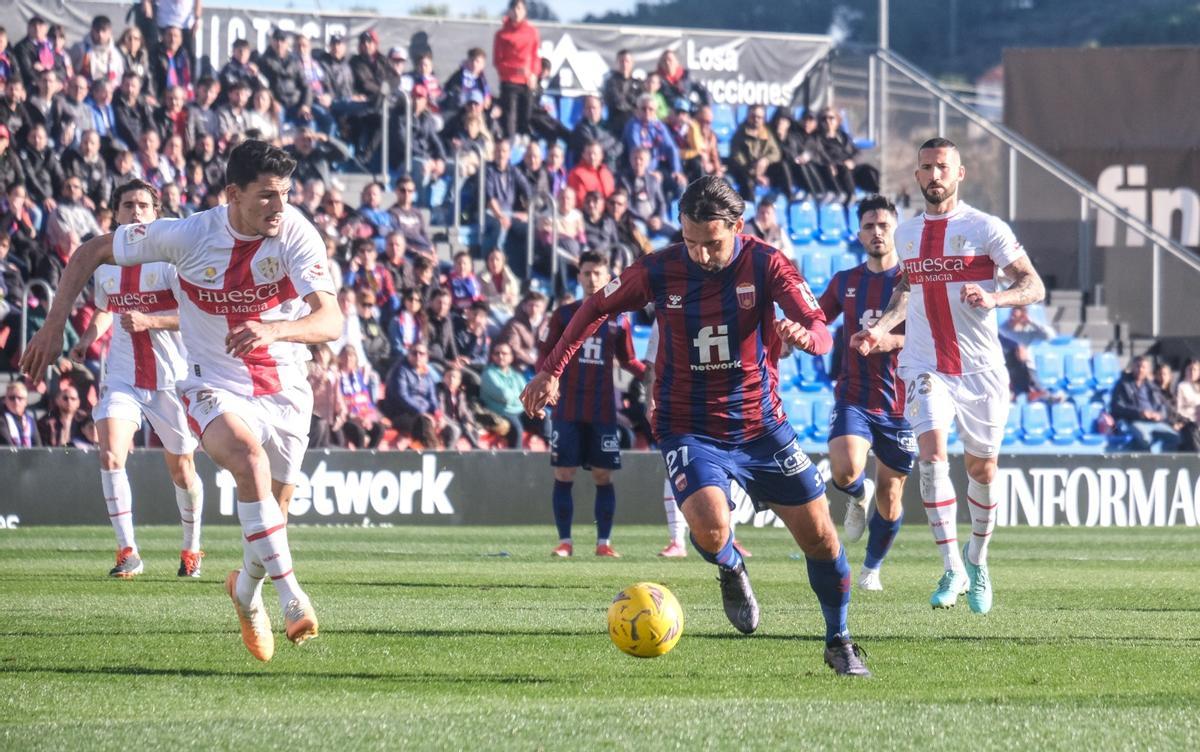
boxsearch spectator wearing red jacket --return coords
[492,0,541,140]
[568,141,615,200]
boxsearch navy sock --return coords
[833,471,866,499]
[690,531,743,570]
[806,547,852,644]
[594,484,616,541]
[863,511,903,570]
[552,480,574,540]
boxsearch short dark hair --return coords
[92,16,112,32]
[578,250,608,268]
[112,179,161,215]
[856,194,897,222]
[467,47,485,60]
[522,290,548,306]
[469,300,490,314]
[225,139,296,189]
[351,237,375,254]
[678,176,744,226]
[918,137,958,154]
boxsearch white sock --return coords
[967,479,996,566]
[101,469,137,553]
[238,499,306,612]
[919,460,963,573]
[236,542,267,606]
[663,479,686,543]
[174,477,204,552]
[597,538,610,547]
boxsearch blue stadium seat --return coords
[787,200,818,244]
[832,251,860,275]
[631,324,652,361]
[1021,401,1051,445]
[785,392,814,433]
[817,202,848,244]
[797,353,826,391]
[1002,402,1021,446]
[1050,401,1081,445]
[558,97,583,129]
[735,104,748,123]
[1079,401,1107,446]
[776,353,800,387]
[810,395,836,440]
[712,104,737,146]
[1062,350,1093,394]
[801,250,832,294]
[1092,352,1121,389]
[1032,347,1064,390]
[845,204,861,239]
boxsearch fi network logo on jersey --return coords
[692,325,741,371]
[579,335,604,365]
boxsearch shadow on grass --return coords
[0,665,557,684]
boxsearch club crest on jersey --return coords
[124,223,148,244]
[905,241,914,252]
[603,277,621,297]
[950,234,968,251]
[202,266,219,282]
[736,283,756,309]
[256,257,282,280]
[667,294,683,309]
[145,272,158,286]
[102,276,116,292]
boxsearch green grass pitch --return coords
[2,524,1198,750]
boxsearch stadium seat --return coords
[832,251,860,275]
[1032,347,1064,390]
[817,202,848,244]
[810,395,836,440]
[845,205,861,239]
[1050,401,1081,445]
[801,251,832,294]
[1079,401,1107,446]
[559,97,584,129]
[787,200,818,244]
[776,353,800,388]
[712,104,737,146]
[1002,402,1021,446]
[1021,401,1051,445]
[797,353,826,391]
[784,392,814,433]
[1062,350,1093,394]
[1092,352,1121,389]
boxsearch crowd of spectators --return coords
[11,3,1190,456]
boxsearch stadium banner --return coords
[1004,47,1200,336]
[4,1,832,108]
[1,449,1198,529]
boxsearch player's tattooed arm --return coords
[850,272,909,355]
[120,311,180,333]
[990,256,1046,308]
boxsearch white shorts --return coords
[93,380,199,455]
[180,382,313,485]
[898,366,1010,459]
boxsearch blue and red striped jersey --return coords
[818,262,906,416]
[536,301,646,423]
[540,235,831,443]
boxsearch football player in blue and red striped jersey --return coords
[524,176,870,677]
[536,251,646,558]
[817,195,914,593]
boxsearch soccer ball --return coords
[607,582,684,658]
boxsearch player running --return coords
[537,250,646,558]
[643,321,752,559]
[69,180,205,580]
[818,194,913,592]
[22,140,342,660]
[853,138,1045,614]
[523,176,870,677]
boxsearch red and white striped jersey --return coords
[894,202,1026,377]
[111,204,337,397]
[93,262,187,391]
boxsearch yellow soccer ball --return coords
[607,582,684,658]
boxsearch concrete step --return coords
[1078,321,1116,342]
[1085,304,1110,323]
[1051,289,1085,306]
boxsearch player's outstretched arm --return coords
[20,233,116,383]
[225,290,343,358]
[120,311,180,333]
[852,272,910,355]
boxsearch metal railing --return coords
[379,85,412,181]
[526,190,560,287]
[852,48,1200,337]
[451,141,488,245]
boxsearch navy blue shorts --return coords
[550,418,622,470]
[829,402,916,475]
[659,422,826,510]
